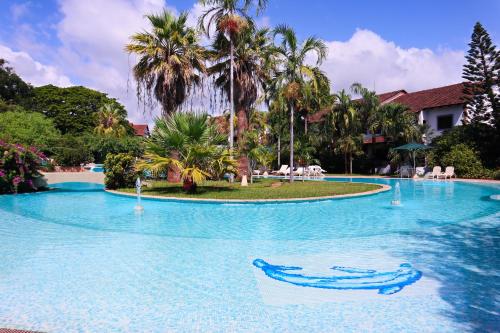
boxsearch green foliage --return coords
[0,111,60,150]
[0,59,33,104]
[84,134,144,163]
[140,113,237,190]
[23,85,127,134]
[104,153,138,190]
[0,141,46,194]
[462,22,500,126]
[52,135,92,166]
[94,103,130,138]
[430,123,499,168]
[126,11,206,116]
[440,144,486,178]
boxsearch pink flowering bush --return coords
[0,140,46,194]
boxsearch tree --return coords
[329,90,362,174]
[350,83,379,132]
[462,22,500,127]
[209,26,272,176]
[24,85,127,134]
[0,110,60,151]
[372,103,420,144]
[0,59,33,104]
[126,11,206,116]
[139,112,237,192]
[94,103,128,138]
[199,0,267,158]
[272,25,327,181]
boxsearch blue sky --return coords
[1,0,499,122]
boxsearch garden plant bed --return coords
[114,178,385,201]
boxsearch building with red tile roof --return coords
[308,82,466,140]
[130,123,150,137]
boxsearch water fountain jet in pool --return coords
[134,177,144,212]
[391,181,401,206]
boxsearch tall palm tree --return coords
[372,103,420,143]
[330,90,362,174]
[126,11,206,116]
[350,83,379,132]
[271,25,327,182]
[208,27,272,175]
[198,0,267,156]
[94,103,127,138]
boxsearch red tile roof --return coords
[307,83,466,123]
[377,90,407,104]
[131,124,149,137]
[392,83,465,113]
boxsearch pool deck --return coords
[41,171,104,185]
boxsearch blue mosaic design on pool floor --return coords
[253,259,422,295]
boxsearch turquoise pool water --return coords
[0,178,498,332]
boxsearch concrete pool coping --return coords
[106,183,391,204]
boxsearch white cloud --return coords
[319,29,464,94]
[0,44,72,87]
[10,2,31,21]
[53,0,177,124]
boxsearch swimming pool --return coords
[0,178,498,332]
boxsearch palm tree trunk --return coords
[167,150,181,182]
[277,135,281,168]
[344,153,348,174]
[349,152,353,174]
[290,103,294,183]
[229,38,235,182]
[304,117,308,135]
[236,107,249,178]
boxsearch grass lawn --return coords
[118,178,381,200]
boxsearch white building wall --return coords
[420,105,463,138]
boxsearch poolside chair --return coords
[425,166,442,179]
[307,165,326,177]
[399,165,412,178]
[294,167,304,176]
[378,164,391,175]
[283,167,292,176]
[439,166,455,179]
[272,165,288,175]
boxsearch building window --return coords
[437,115,453,130]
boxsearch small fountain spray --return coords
[134,177,144,212]
[391,181,401,206]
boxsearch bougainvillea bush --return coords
[0,140,47,194]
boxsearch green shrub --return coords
[104,153,138,189]
[84,134,144,163]
[52,135,92,166]
[441,144,486,178]
[0,110,60,151]
[0,141,46,194]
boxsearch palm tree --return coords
[198,0,267,156]
[208,27,272,176]
[140,112,237,192]
[272,25,327,182]
[94,103,127,138]
[350,83,379,132]
[372,103,420,143]
[330,90,362,174]
[126,11,206,116]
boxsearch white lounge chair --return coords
[439,166,455,179]
[378,164,391,175]
[425,166,442,179]
[283,167,292,176]
[399,165,412,178]
[294,167,304,176]
[307,165,326,177]
[273,165,288,175]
